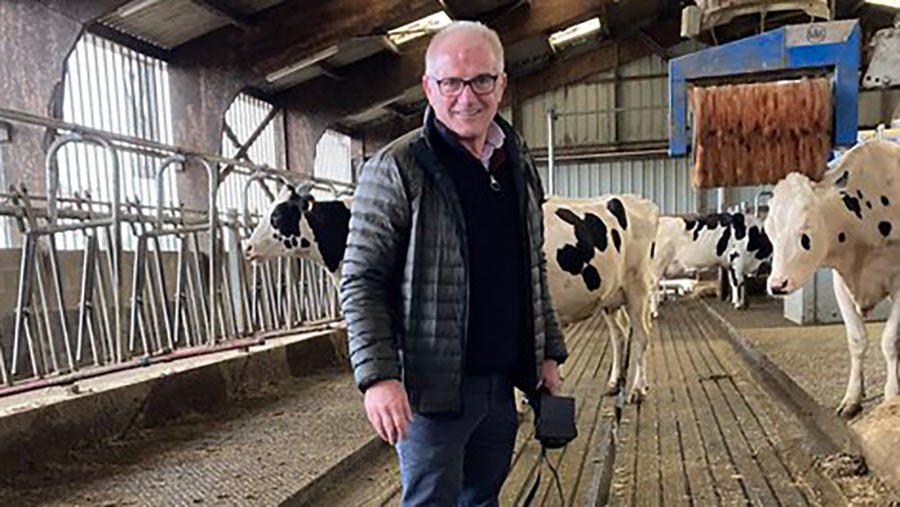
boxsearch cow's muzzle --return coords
[768,278,790,296]
[244,243,260,262]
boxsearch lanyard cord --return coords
[522,446,566,506]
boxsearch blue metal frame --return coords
[669,20,860,156]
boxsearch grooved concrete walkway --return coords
[3,300,886,505]
[311,300,851,506]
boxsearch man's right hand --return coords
[363,379,413,445]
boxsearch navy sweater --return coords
[428,117,526,377]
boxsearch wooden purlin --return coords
[690,78,832,189]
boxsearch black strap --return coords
[522,447,566,506]
[522,448,544,506]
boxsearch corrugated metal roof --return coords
[266,65,324,90]
[101,0,229,49]
[342,107,391,127]
[263,36,397,91]
[394,85,425,107]
[100,0,288,49]
[225,0,285,14]
[506,37,553,77]
[328,37,396,67]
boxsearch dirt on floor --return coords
[0,364,372,506]
[707,294,888,417]
[700,294,900,504]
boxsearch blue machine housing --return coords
[668,20,860,157]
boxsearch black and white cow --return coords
[246,189,660,403]
[766,139,900,419]
[545,195,660,402]
[651,211,772,315]
[243,186,351,280]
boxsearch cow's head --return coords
[245,186,318,260]
[765,173,826,295]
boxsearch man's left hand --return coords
[539,359,563,395]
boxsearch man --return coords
[340,21,567,506]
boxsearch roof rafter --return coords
[189,0,254,30]
[275,0,616,120]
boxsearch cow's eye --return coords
[800,233,811,251]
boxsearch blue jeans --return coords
[395,375,517,507]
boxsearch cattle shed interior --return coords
[1,0,900,505]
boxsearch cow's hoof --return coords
[605,382,620,396]
[836,401,863,419]
[628,388,647,404]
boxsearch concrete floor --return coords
[2,298,897,506]
[0,364,371,506]
[708,295,889,419]
[310,300,897,506]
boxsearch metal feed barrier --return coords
[0,108,351,393]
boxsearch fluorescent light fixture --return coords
[549,17,602,49]
[865,0,900,7]
[266,45,340,83]
[387,11,452,45]
[117,0,166,17]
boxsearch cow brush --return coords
[690,78,832,189]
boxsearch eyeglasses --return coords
[428,74,499,97]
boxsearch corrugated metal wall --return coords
[520,56,666,149]
[520,53,768,214]
[538,157,697,215]
[618,56,668,144]
[521,68,615,149]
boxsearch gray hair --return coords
[425,21,505,75]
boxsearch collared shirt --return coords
[479,121,506,169]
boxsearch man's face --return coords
[422,35,506,142]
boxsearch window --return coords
[313,129,353,187]
[218,93,281,228]
[57,33,176,250]
[548,17,602,52]
[387,11,452,45]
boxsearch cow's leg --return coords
[651,287,660,319]
[833,271,868,419]
[603,308,626,395]
[626,290,652,404]
[727,268,739,308]
[729,254,747,309]
[881,291,900,402]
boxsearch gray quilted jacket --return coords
[340,110,567,414]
